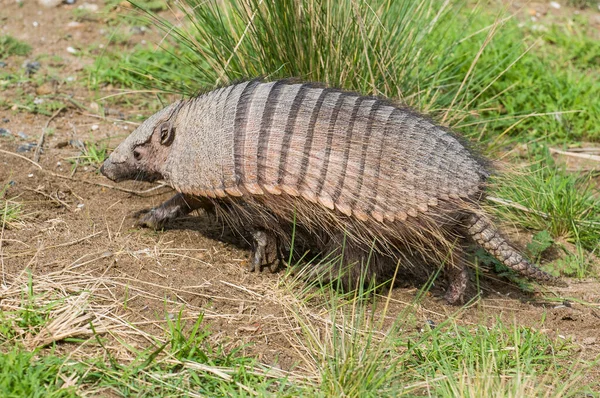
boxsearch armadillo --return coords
[100,79,561,304]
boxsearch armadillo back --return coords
[164,81,488,223]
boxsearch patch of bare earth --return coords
[0,0,599,387]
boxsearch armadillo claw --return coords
[134,208,166,230]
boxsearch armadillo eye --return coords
[133,149,142,160]
[159,122,175,146]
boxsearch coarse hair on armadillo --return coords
[102,78,561,303]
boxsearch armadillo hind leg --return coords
[465,213,560,284]
[136,193,213,230]
[444,250,469,305]
[249,229,282,273]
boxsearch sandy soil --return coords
[1,0,599,385]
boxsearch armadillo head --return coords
[100,101,184,183]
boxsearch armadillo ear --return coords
[159,122,175,146]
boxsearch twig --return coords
[566,148,600,154]
[550,148,600,162]
[25,187,72,210]
[46,171,170,196]
[486,196,549,218]
[33,107,64,163]
[0,149,43,170]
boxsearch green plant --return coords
[80,309,296,396]
[526,230,554,263]
[0,350,79,398]
[0,183,22,228]
[68,141,109,168]
[0,35,31,58]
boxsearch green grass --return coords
[88,0,600,142]
[488,152,600,277]
[0,183,22,228]
[566,0,599,9]
[79,310,298,396]
[67,141,109,170]
[272,276,596,396]
[0,350,79,398]
[0,35,31,58]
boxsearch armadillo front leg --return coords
[249,229,281,273]
[136,193,213,230]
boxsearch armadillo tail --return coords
[465,213,563,285]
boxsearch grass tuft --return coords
[0,183,22,228]
[0,349,79,398]
[0,35,31,58]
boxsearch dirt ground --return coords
[1,0,599,385]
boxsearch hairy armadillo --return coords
[100,79,560,304]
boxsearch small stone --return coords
[32,21,39,27]
[78,2,98,11]
[64,0,76,4]
[0,128,11,138]
[0,61,7,68]
[69,139,85,149]
[66,21,83,29]
[17,131,28,140]
[91,124,99,131]
[38,0,62,7]
[549,1,560,9]
[77,203,85,208]
[16,143,37,153]
[66,46,78,54]
[33,98,44,105]
[2,118,9,123]
[27,173,34,178]
[66,76,75,82]
[23,61,41,75]
[36,82,55,95]
[56,161,62,167]
[8,181,15,187]
[130,26,147,35]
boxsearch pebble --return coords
[66,21,83,29]
[2,119,9,123]
[17,131,28,140]
[0,61,7,68]
[549,1,560,9]
[0,128,11,138]
[66,46,78,54]
[27,173,34,178]
[33,98,44,105]
[77,203,85,208]
[130,26,147,35]
[69,139,85,150]
[64,0,76,4]
[91,124,99,131]
[38,0,62,7]
[32,21,39,27]
[23,61,41,75]
[16,143,37,153]
[78,2,98,11]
